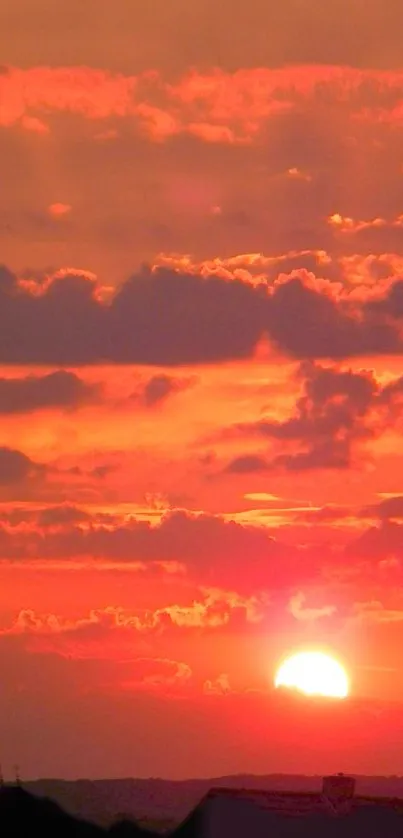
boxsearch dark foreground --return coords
[1,786,151,837]
[19,773,403,828]
[4,783,403,838]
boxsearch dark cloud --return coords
[266,276,398,359]
[225,455,270,474]
[0,447,45,485]
[226,441,351,474]
[0,504,118,529]
[36,505,92,527]
[0,508,324,590]
[361,496,403,521]
[143,374,181,406]
[90,464,116,480]
[378,376,403,413]
[368,279,403,320]
[2,266,403,366]
[260,363,375,441]
[297,504,351,523]
[135,373,195,407]
[224,363,377,473]
[337,221,403,256]
[0,370,99,413]
[346,521,403,561]
[109,269,266,365]
[0,266,265,365]
[274,440,351,472]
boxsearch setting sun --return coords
[274,652,349,699]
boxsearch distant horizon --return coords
[6,771,403,784]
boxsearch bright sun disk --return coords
[274,651,349,698]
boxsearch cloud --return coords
[353,600,403,623]
[0,266,265,365]
[273,441,352,471]
[223,360,403,474]
[155,250,341,285]
[120,658,193,694]
[0,589,267,658]
[0,609,194,694]
[36,505,92,528]
[296,504,351,524]
[0,370,99,413]
[20,115,49,134]
[330,213,403,254]
[203,673,231,695]
[347,521,403,561]
[266,275,397,359]
[288,592,337,622]
[361,496,403,520]
[0,447,46,485]
[134,373,195,407]
[2,64,403,144]
[0,504,121,531]
[0,66,137,127]
[3,264,403,366]
[225,455,270,474]
[223,363,379,473]
[368,278,403,319]
[0,507,323,590]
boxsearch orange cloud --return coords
[0,588,266,644]
[20,114,49,134]
[329,213,403,234]
[203,673,231,695]
[187,122,242,144]
[119,658,193,695]
[2,65,403,144]
[353,600,403,624]
[288,592,337,622]
[0,66,137,126]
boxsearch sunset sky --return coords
[2,0,403,780]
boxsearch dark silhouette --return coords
[0,786,155,838]
[18,773,403,828]
[109,820,157,838]
[3,776,403,838]
[171,785,403,838]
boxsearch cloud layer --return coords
[2,263,403,365]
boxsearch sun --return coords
[274,651,349,698]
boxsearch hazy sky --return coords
[2,0,403,780]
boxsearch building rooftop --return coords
[205,785,403,816]
[175,782,403,838]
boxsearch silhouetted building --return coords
[174,774,403,838]
[3,775,403,838]
[322,773,356,812]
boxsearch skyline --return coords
[2,0,403,779]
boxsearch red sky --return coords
[2,0,403,780]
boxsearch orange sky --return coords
[2,0,403,780]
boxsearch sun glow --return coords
[274,651,349,698]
